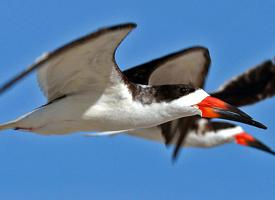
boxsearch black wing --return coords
[124,47,211,160]
[211,59,275,107]
[125,46,210,87]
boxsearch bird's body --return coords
[126,119,275,156]
[9,83,206,135]
[0,23,222,135]
[127,119,240,148]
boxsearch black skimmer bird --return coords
[0,24,266,142]
[111,47,274,159]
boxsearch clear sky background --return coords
[0,0,275,199]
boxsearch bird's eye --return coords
[180,88,188,93]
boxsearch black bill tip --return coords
[213,107,267,130]
[247,140,275,155]
[249,119,267,130]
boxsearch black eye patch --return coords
[146,84,197,103]
[179,86,196,95]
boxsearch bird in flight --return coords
[0,23,267,153]
[101,47,274,159]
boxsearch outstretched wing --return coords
[0,23,136,102]
[125,47,210,87]
[124,47,211,159]
[211,59,275,107]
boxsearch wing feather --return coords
[125,47,210,86]
[212,59,275,107]
[0,23,136,102]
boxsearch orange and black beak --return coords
[235,132,275,155]
[196,96,267,129]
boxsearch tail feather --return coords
[0,121,18,131]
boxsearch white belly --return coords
[15,92,199,135]
[127,126,238,148]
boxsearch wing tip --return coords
[99,22,137,32]
[176,46,211,67]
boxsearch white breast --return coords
[184,126,243,147]
[126,124,243,148]
[14,82,202,135]
[82,83,201,131]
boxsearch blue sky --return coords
[0,0,275,199]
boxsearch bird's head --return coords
[157,84,267,130]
